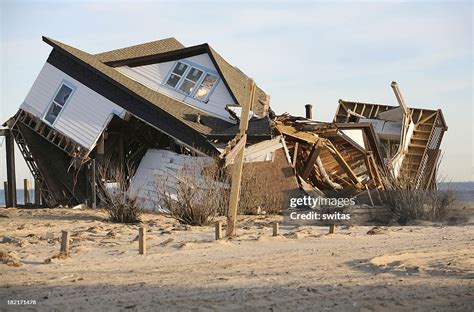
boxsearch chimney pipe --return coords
[305,104,313,119]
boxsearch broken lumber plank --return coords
[324,142,363,188]
[274,123,319,144]
[223,134,247,167]
[292,142,299,167]
[300,144,320,181]
[226,79,254,237]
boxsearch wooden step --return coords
[407,152,423,157]
[414,129,431,134]
[409,144,426,149]
[411,137,428,142]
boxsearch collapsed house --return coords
[276,82,448,203]
[2,37,447,210]
[3,36,280,208]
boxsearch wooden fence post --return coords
[273,222,279,236]
[139,227,146,255]
[329,224,336,234]
[60,231,70,253]
[23,179,30,205]
[215,221,222,240]
[3,181,8,207]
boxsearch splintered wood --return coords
[275,114,386,194]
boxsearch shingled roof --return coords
[93,39,270,117]
[95,37,185,63]
[43,37,238,133]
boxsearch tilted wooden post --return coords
[215,221,222,240]
[3,181,8,207]
[60,231,70,253]
[23,179,30,205]
[90,159,97,208]
[226,79,255,237]
[139,227,146,255]
[273,222,279,236]
[34,179,41,206]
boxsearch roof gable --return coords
[42,36,234,156]
[92,39,270,117]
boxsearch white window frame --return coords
[163,60,220,103]
[43,81,76,126]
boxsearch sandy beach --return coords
[0,207,473,311]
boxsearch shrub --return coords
[159,160,230,226]
[97,162,143,224]
[382,173,455,223]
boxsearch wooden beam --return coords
[23,179,30,205]
[34,179,41,206]
[300,143,320,181]
[3,181,8,207]
[292,142,299,168]
[226,79,254,237]
[417,111,437,125]
[324,142,362,188]
[223,134,247,167]
[5,131,16,207]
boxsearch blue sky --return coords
[0,0,472,184]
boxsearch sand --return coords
[0,207,473,311]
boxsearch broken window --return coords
[44,83,74,125]
[164,61,219,102]
[195,73,218,101]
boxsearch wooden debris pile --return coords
[275,114,386,194]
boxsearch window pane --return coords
[54,85,73,106]
[45,103,62,124]
[166,74,181,88]
[179,79,196,95]
[186,68,203,82]
[194,86,211,101]
[172,62,188,76]
[194,74,218,101]
[201,74,218,89]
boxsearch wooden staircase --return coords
[9,118,56,207]
[7,109,91,207]
[399,111,438,187]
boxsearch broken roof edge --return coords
[337,99,448,130]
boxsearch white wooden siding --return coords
[20,62,125,150]
[116,53,236,121]
[128,149,215,212]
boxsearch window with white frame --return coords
[164,61,219,102]
[44,83,74,125]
